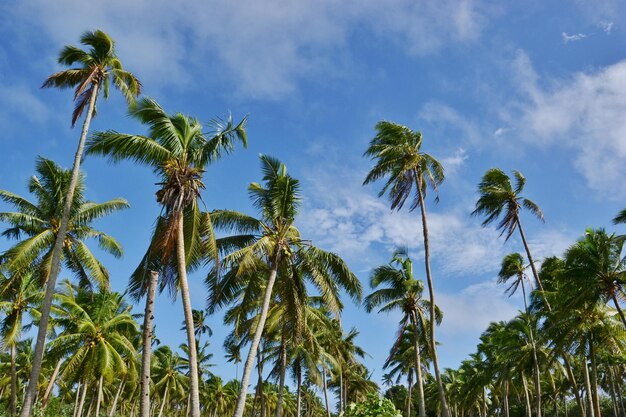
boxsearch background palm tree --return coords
[363,121,450,417]
[18,30,140,417]
[208,155,361,417]
[86,97,247,417]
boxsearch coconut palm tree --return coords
[208,155,361,417]
[152,346,188,417]
[362,121,450,417]
[364,248,440,417]
[18,31,140,417]
[86,97,247,417]
[472,169,545,294]
[0,273,42,417]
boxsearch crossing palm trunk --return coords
[410,310,426,417]
[176,216,201,417]
[77,380,90,417]
[521,374,531,417]
[109,378,125,417]
[140,271,158,417]
[157,382,169,417]
[73,382,82,417]
[416,180,450,417]
[42,359,63,409]
[19,82,100,417]
[233,253,280,417]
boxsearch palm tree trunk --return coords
[175,216,201,417]
[411,311,426,417]
[563,355,584,416]
[522,374,532,417]
[611,294,626,328]
[109,379,125,417]
[322,366,331,417]
[158,382,169,417]
[415,181,450,417]
[11,344,17,417]
[233,254,280,417]
[516,221,548,302]
[407,369,414,417]
[521,279,542,417]
[19,82,100,417]
[503,381,510,417]
[582,352,595,417]
[140,271,159,417]
[73,382,82,417]
[42,358,63,409]
[258,346,266,417]
[588,337,601,417]
[95,375,104,417]
[77,380,90,417]
[276,330,287,417]
[296,363,302,417]
[338,368,344,413]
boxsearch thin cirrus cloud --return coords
[4,0,491,99]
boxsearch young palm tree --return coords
[86,97,247,417]
[363,121,450,417]
[18,30,140,417]
[152,346,188,417]
[472,169,546,294]
[208,155,361,417]
[364,248,439,417]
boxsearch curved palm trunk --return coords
[517,221,548,304]
[20,83,100,417]
[42,358,63,409]
[95,375,104,417]
[416,183,450,417]
[322,366,331,417]
[521,374,532,417]
[411,311,426,417]
[275,330,287,417]
[10,344,17,417]
[73,382,82,417]
[140,271,159,417]
[157,382,169,417]
[109,378,125,417]
[176,216,201,417]
[611,294,626,329]
[233,258,280,417]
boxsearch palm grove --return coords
[0,29,624,417]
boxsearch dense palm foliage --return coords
[1,28,625,417]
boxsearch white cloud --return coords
[0,84,50,123]
[561,32,587,43]
[599,21,615,34]
[505,51,626,197]
[441,148,468,175]
[5,0,491,99]
[419,101,483,145]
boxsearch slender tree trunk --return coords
[42,358,63,409]
[258,346,266,417]
[95,375,104,417]
[158,382,169,417]
[109,379,125,417]
[503,381,510,417]
[276,330,287,417]
[338,368,344,413]
[582,353,595,417]
[522,374,532,417]
[176,217,201,417]
[141,271,159,417]
[521,280,542,417]
[563,355,584,416]
[588,337,601,417]
[416,181,450,417]
[77,380,90,417]
[411,311,426,417]
[407,369,413,417]
[73,382,82,417]
[19,83,99,417]
[296,364,302,417]
[611,294,626,329]
[322,366,331,417]
[10,344,17,417]
[517,221,549,302]
[233,253,280,417]
[608,371,619,417]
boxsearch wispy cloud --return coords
[561,32,587,43]
[599,21,615,34]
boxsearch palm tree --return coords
[498,254,543,417]
[365,248,440,417]
[86,97,247,417]
[0,273,42,417]
[152,346,188,417]
[18,30,140,417]
[139,271,158,417]
[472,169,546,295]
[208,155,361,417]
[363,121,449,417]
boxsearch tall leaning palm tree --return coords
[363,121,450,417]
[18,30,140,417]
[86,97,247,417]
[472,169,546,295]
[208,155,361,417]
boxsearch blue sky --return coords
[1,0,626,390]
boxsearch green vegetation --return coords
[0,29,624,417]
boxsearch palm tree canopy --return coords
[363,121,444,211]
[0,157,128,289]
[498,253,527,296]
[86,97,247,298]
[42,29,142,126]
[472,168,544,240]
